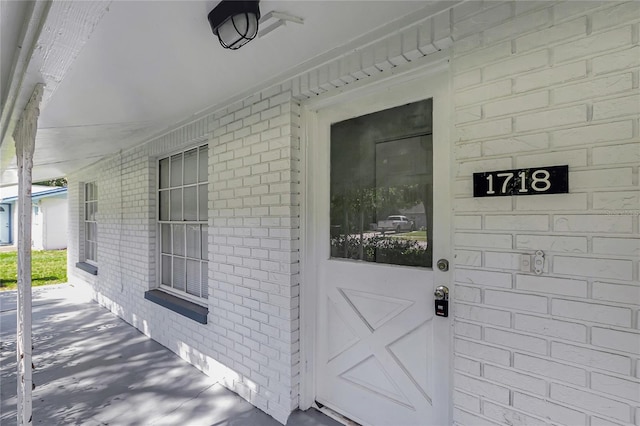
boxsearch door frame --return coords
[299,55,454,424]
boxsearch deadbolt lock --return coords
[437,258,449,271]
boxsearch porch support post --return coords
[13,83,44,426]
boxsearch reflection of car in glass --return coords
[377,215,415,234]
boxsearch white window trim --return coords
[83,181,98,266]
[156,144,209,303]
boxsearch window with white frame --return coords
[84,182,98,263]
[158,145,208,300]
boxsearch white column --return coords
[13,84,44,426]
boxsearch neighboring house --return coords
[0,185,68,250]
[1,2,639,426]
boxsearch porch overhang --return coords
[0,0,455,186]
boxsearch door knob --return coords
[434,285,449,300]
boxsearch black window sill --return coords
[75,262,98,275]
[144,290,208,324]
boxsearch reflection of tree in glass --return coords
[329,98,434,267]
[330,233,428,267]
[330,184,429,264]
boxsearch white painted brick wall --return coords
[451,1,640,425]
[67,85,301,423]
[63,1,639,424]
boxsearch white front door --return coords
[308,71,451,426]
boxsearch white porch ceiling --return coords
[1,0,435,184]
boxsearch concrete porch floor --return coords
[0,285,341,426]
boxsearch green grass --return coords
[0,249,67,291]
[388,230,428,241]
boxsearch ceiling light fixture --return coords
[207,0,260,50]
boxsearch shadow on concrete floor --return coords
[0,285,341,426]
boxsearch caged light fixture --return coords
[207,0,261,50]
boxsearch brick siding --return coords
[67,1,639,425]
[68,87,301,423]
[451,2,640,425]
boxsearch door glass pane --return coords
[186,259,201,296]
[170,154,182,187]
[184,187,197,221]
[159,157,170,189]
[330,99,433,268]
[186,224,200,259]
[184,148,198,185]
[199,146,208,183]
[173,224,185,256]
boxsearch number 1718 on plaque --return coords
[473,165,569,197]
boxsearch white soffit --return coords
[4,1,440,184]
[39,1,430,128]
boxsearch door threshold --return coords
[314,402,361,426]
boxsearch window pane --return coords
[186,259,201,297]
[170,154,182,187]
[159,158,170,189]
[161,224,171,254]
[330,99,433,268]
[173,257,185,291]
[184,149,198,185]
[161,255,172,285]
[159,190,170,221]
[186,224,200,259]
[201,225,208,260]
[184,187,197,221]
[85,203,90,221]
[173,224,185,256]
[199,146,208,183]
[201,262,208,298]
[86,182,96,201]
[86,222,94,242]
[85,240,92,261]
[198,184,207,221]
[90,202,97,221]
[170,189,182,221]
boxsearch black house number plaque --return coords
[473,165,568,197]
